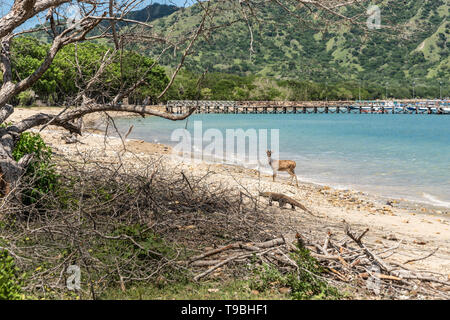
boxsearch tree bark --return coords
[0,103,196,196]
[0,129,23,196]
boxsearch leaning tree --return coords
[0,0,374,194]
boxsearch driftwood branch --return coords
[190,217,450,299]
[343,220,391,272]
[10,103,197,135]
[404,247,439,265]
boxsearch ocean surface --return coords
[112,114,450,207]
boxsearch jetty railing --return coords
[164,100,450,115]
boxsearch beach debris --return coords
[382,233,398,241]
[61,132,84,144]
[190,221,450,299]
[389,200,397,205]
[404,248,439,265]
[7,128,447,300]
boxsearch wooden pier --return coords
[164,100,450,115]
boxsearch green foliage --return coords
[91,223,180,288]
[165,71,445,101]
[200,87,213,100]
[100,278,289,300]
[165,69,202,100]
[17,90,35,106]
[118,51,168,105]
[6,1,449,104]
[12,132,58,205]
[148,0,449,96]
[10,37,58,99]
[10,37,169,105]
[250,245,341,300]
[288,246,341,299]
[0,250,23,300]
[12,133,52,171]
[110,224,176,261]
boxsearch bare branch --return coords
[10,102,197,134]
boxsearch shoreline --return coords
[106,111,450,213]
[12,107,450,213]
[8,107,450,276]
[175,150,450,214]
[189,152,450,213]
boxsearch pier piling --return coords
[163,100,449,115]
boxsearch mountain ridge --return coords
[144,1,448,84]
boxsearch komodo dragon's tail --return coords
[290,199,314,215]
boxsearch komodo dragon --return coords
[259,192,313,214]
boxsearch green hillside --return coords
[24,2,449,101]
[148,0,448,85]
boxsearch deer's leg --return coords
[289,169,299,187]
[272,171,276,182]
[287,169,294,185]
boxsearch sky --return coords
[0,0,192,30]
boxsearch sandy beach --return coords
[9,107,450,278]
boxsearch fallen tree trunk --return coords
[0,102,196,196]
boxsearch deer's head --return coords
[266,150,272,157]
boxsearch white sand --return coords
[8,107,450,276]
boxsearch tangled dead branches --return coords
[0,157,274,299]
[186,221,450,299]
[0,154,449,300]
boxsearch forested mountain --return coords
[125,3,179,22]
[147,1,448,86]
[17,2,449,102]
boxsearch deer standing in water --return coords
[266,150,299,186]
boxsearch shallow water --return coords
[113,113,450,207]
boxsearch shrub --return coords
[250,245,341,300]
[17,90,35,106]
[288,246,341,299]
[12,132,58,204]
[0,250,23,300]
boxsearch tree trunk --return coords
[0,102,196,196]
[0,129,31,196]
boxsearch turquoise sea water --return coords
[113,114,450,207]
